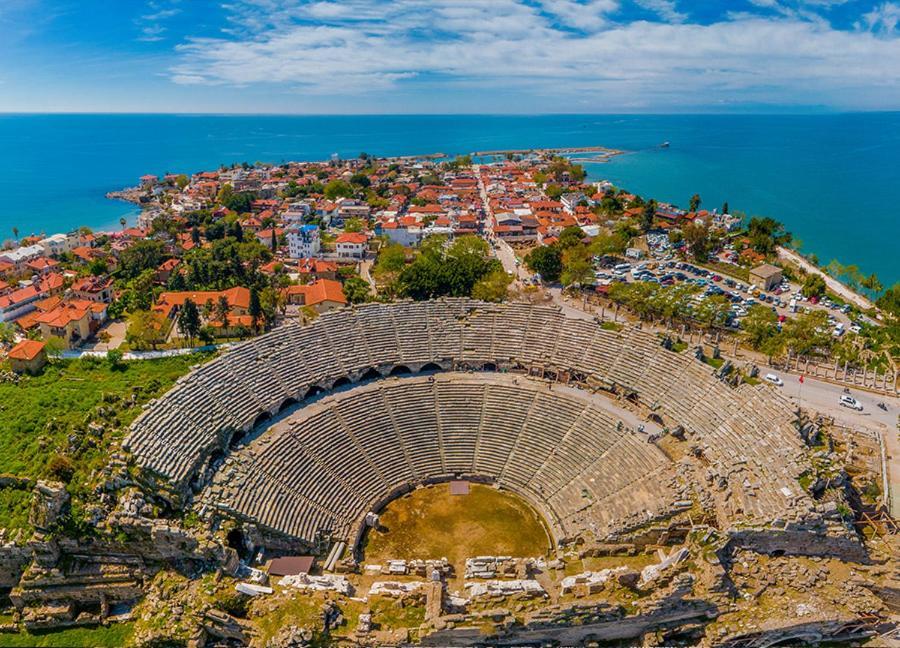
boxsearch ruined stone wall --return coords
[0,543,31,589]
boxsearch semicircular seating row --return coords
[199,374,682,545]
[125,299,812,528]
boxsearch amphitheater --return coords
[125,299,837,555]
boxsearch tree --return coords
[524,245,562,283]
[472,269,513,302]
[640,199,657,233]
[343,277,371,304]
[248,287,262,331]
[876,283,900,317]
[545,184,564,200]
[43,336,66,359]
[688,194,701,212]
[349,173,370,188]
[801,274,826,298]
[324,179,354,200]
[175,174,189,190]
[126,311,166,350]
[396,234,499,300]
[343,217,365,233]
[216,295,231,330]
[721,201,729,215]
[781,310,832,356]
[12,226,19,241]
[177,298,202,345]
[270,227,277,253]
[741,304,780,352]
[560,245,594,287]
[748,216,791,255]
[119,217,127,230]
[860,272,883,295]
[682,221,710,262]
[694,295,731,330]
[191,226,201,245]
[218,185,256,213]
[0,322,16,345]
[106,349,125,370]
[558,226,585,249]
[118,240,166,279]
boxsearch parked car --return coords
[839,394,863,411]
[764,373,784,387]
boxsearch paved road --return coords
[767,370,899,515]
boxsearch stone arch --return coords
[481,362,498,372]
[360,367,382,382]
[278,397,298,413]
[252,411,272,428]
[389,365,413,376]
[304,385,325,400]
[332,376,352,389]
[419,362,443,373]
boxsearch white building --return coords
[284,201,312,225]
[287,224,321,259]
[560,192,586,215]
[335,232,368,259]
[0,244,45,270]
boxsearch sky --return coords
[1,0,899,113]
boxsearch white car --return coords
[763,373,784,387]
[839,394,863,411]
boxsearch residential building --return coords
[38,233,77,257]
[0,245,45,270]
[334,232,368,259]
[287,225,321,259]
[7,339,47,374]
[284,278,347,313]
[154,286,251,321]
[72,276,114,303]
[334,199,370,226]
[0,285,43,322]
[36,299,107,347]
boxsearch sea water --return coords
[0,113,896,285]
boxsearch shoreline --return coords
[776,246,876,311]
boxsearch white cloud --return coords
[860,2,900,33]
[634,0,686,23]
[136,0,182,42]
[165,0,900,110]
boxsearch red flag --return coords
[799,375,804,384]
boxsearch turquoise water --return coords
[0,114,897,285]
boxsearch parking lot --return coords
[593,256,857,334]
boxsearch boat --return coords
[660,141,670,148]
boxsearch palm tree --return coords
[11,227,18,242]
[119,217,127,230]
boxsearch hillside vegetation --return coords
[0,354,207,530]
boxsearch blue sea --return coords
[0,113,897,286]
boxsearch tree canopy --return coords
[524,245,563,283]
[396,235,501,301]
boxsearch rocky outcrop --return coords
[28,481,69,531]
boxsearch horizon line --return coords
[2,109,900,118]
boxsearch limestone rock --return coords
[28,481,69,531]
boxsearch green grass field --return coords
[0,623,134,647]
[362,483,550,568]
[0,354,207,529]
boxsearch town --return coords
[1,150,897,389]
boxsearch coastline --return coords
[777,246,875,311]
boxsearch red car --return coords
[778,314,787,323]
[712,274,722,282]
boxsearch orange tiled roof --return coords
[8,339,45,361]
